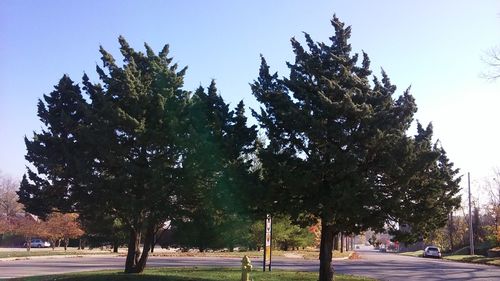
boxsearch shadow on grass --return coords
[457,256,500,265]
[27,275,210,281]
[14,268,223,281]
[15,268,319,281]
[15,267,374,281]
[12,267,376,281]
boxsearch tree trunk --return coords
[340,233,344,253]
[113,240,119,253]
[150,232,156,253]
[319,221,335,281]
[448,212,455,251]
[125,227,140,273]
[461,207,469,246]
[26,237,31,252]
[124,224,154,273]
[124,229,138,271]
[134,224,154,272]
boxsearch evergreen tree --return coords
[20,37,193,273]
[252,16,461,281]
[387,124,462,244]
[271,216,315,251]
[19,75,88,217]
[79,213,128,252]
[173,81,257,252]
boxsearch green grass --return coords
[14,267,377,281]
[0,249,114,259]
[150,249,352,260]
[0,249,252,260]
[399,250,423,257]
[443,255,500,266]
[399,251,500,266]
[0,248,353,260]
[149,250,264,259]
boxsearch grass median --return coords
[149,249,353,260]
[0,248,353,260]
[443,255,500,266]
[399,250,500,266]
[15,267,377,281]
[0,249,115,259]
[399,250,423,257]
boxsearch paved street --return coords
[1,248,499,280]
[335,249,500,281]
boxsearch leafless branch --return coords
[481,46,500,80]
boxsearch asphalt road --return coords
[1,248,499,280]
[335,249,500,281]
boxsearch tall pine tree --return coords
[19,41,258,272]
[173,81,257,251]
[252,16,460,281]
[21,38,192,273]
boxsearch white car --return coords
[25,238,51,248]
[423,246,441,258]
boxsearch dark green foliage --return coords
[80,214,128,252]
[171,210,223,252]
[19,75,88,218]
[271,216,315,250]
[251,15,461,281]
[387,124,462,244]
[247,220,265,251]
[19,39,257,272]
[171,81,257,252]
[245,216,315,252]
[20,38,192,273]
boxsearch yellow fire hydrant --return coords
[241,255,252,281]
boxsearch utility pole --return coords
[468,172,474,255]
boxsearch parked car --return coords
[423,246,441,258]
[24,238,51,248]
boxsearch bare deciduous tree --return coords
[0,173,23,217]
[481,47,500,80]
[481,168,500,244]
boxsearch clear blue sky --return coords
[1,0,499,200]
